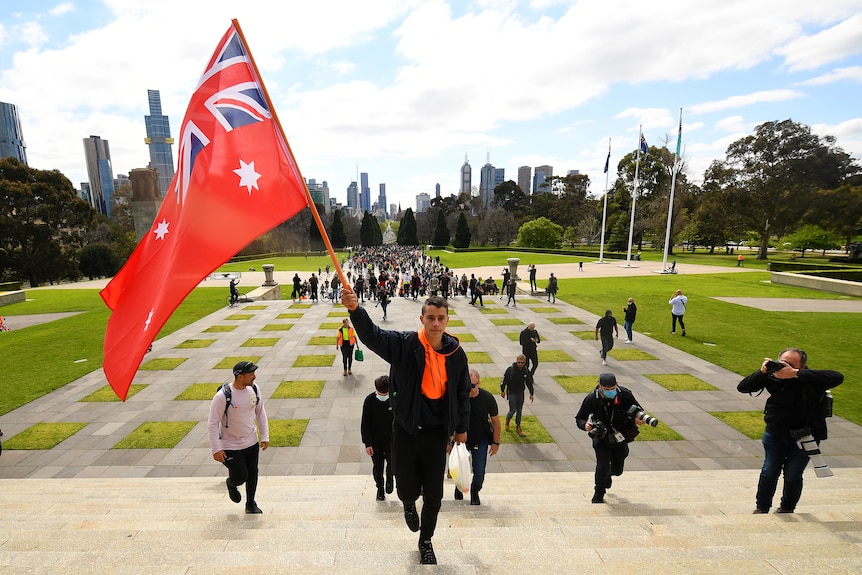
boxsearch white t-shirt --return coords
[207,383,269,453]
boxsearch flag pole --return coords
[232,19,349,289]
[598,138,610,263]
[661,108,683,273]
[623,126,642,268]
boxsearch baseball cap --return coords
[232,361,259,377]
[598,373,617,388]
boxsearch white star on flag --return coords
[144,309,153,331]
[153,219,170,240]
[233,159,261,194]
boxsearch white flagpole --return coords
[661,108,683,273]
[624,126,642,267]
[598,138,611,263]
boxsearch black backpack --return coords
[220,383,259,428]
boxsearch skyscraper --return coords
[360,172,371,213]
[533,164,554,194]
[378,183,387,218]
[435,183,441,198]
[346,181,359,213]
[83,135,115,217]
[460,154,471,194]
[307,178,331,214]
[479,151,505,209]
[144,90,175,196]
[416,192,431,213]
[0,101,27,164]
[518,166,531,196]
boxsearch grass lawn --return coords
[261,323,294,331]
[2,422,88,450]
[571,330,596,340]
[608,348,658,361]
[203,325,237,332]
[174,339,216,349]
[175,383,223,400]
[465,351,493,364]
[214,356,262,370]
[709,411,766,439]
[277,313,304,319]
[113,421,197,449]
[490,318,523,326]
[241,338,280,347]
[140,357,188,370]
[447,319,466,327]
[547,317,584,325]
[269,419,308,447]
[307,335,335,346]
[225,313,254,320]
[500,415,553,444]
[537,349,574,362]
[505,332,520,341]
[636,423,685,441]
[453,333,478,342]
[553,375,600,393]
[645,374,719,391]
[293,354,337,367]
[81,384,147,401]
[272,380,325,399]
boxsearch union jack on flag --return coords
[639,133,649,157]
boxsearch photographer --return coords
[575,373,648,503]
[737,348,843,514]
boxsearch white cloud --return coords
[20,22,48,48]
[778,12,862,72]
[49,3,75,16]
[800,66,862,85]
[689,90,804,115]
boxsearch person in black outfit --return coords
[361,375,394,501]
[291,273,302,301]
[528,264,537,291]
[505,277,517,306]
[342,290,470,566]
[595,310,618,366]
[738,348,843,514]
[309,273,319,302]
[455,369,500,506]
[622,298,637,343]
[500,355,535,437]
[377,285,391,320]
[229,278,240,305]
[519,323,541,375]
[575,373,647,503]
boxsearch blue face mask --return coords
[376,393,389,402]
[601,388,618,399]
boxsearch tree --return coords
[478,208,517,247]
[805,184,862,250]
[493,180,528,215]
[78,243,120,279]
[360,211,382,246]
[453,211,471,248]
[397,207,419,245]
[331,209,347,248]
[575,213,602,249]
[783,224,840,257]
[0,157,97,286]
[517,217,563,249]
[708,119,860,259]
[432,209,451,246]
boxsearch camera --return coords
[627,405,659,427]
[587,420,608,440]
[765,360,785,373]
[789,427,833,478]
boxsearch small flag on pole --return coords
[639,133,649,157]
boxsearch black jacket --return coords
[575,385,641,443]
[349,306,470,436]
[361,392,393,448]
[519,328,540,354]
[738,368,843,440]
[501,363,535,396]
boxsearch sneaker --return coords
[404,501,420,532]
[682,329,686,337]
[752,508,768,514]
[418,539,437,565]
[386,477,394,494]
[376,487,385,501]
[606,476,612,489]
[226,479,241,503]
[671,331,675,335]
[454,486,463,500]
[624,339,631,344]
[591,493,605,504]
[602,360,607,366]
[775,507,794,514]
[245,502,263,514]
[470,492,481,506]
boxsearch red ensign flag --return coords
[101,23,308,400]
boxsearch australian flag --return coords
[639,133,649,157]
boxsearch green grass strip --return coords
[175,383,222,400]
[2,422,88,450]
[635,423,685,441]
[268,419,308,447]
[478,307,507,314]
[447,319,466,327]
[277,313,304,319]
[214,356,262,370]
[307,335,334,346]
[241,338,280,347]
[527,306,561,313]
[225,314,254,320]
[548,317,584,325]
[203,325,237,333]
[571,330,595,340]
[290,303,313,309]
[113,421,197,449]
[174,339,216,349]
[453,333,477,342]
[608,348,658,361]
[709,411,765,440]
[293,354,336,368]
[552,375,599,393]
[319,322,344,329]
[243,305,268,310]
[81,384,147,402]
[465,351,493,364]
[538,349,574,362]
[645,374,719,391]
[272,380,325,399]
[261,324,293,331]
[505,332,520,341]
[500,415,552,444]
[491,318,523,326]
[139,357,187,371]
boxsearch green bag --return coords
[354,348,364,362]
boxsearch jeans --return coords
[506,392,526,426]
[756,431,810,511]
[623,320,634,341]
[672,313,685,332]
[223,443,261,505]
[470,439,490,493]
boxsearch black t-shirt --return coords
[467,387,498,447]
[596,315,617,338]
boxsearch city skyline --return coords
[0,2,860,211]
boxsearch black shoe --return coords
[591,492,605,504]
[404,501,420,532]
[752,508,768,514]
[386,477,394,494]
[682,329,686,337]
[376,487,385,501]
[418,539,437,565]
[775,507,794,514]
[470,492,480,506]
[226,479,241,503]
[454,486,463,500]
[245,502,263,514]
[606,476,612,490]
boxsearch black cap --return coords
[232,361,259,377]
[598,373,617,388]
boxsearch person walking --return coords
[309,273,319,302]
[500,354,535,437]
[341,290,470,565]
[595,309,618,366]
[519,322,541,375]
[207,361,269,514]
[336,318,357,376]
[505,277,517,307]
[528,264,537,291]
[737,253,745,267]
[377,284,391,320]
[455,369,500,506]
[291,273,302,301]
[622,298,637,343]
[575,372,649,503]
[669,289,687,336]
[361,375,395,501]
[546,273,558,303]
[738,348,843,514]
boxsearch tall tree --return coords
[331,209,347,248]
[360,211,382,246]
[0,157,96,286]
[432,209,451,246]
[453,211,471,248]
[397,207,418,245]
[805,184,862,249]
[479,208,517,247]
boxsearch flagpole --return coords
[661,108,682,274]
[598,138,610,263]
[232,19,349,289]
[623,126,642,268]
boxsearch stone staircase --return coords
[2,469,861,574]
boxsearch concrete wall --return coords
[0,290,26,306]
[770,271,862,297]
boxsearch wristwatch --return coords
[492,441,500,445]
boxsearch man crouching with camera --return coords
[575,373,654,503]
[738,348,843,514]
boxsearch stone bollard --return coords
[507,258,521,280]
[262,264,277,286]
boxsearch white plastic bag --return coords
[448,442,473,493]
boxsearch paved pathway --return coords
[2,266,860,480]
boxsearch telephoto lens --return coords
[627,405,659,427]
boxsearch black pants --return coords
[524,351,539,375]
[223,443,261,505]
[592,439,629,496]
[672,313,685,332]
[393,424,447,541]
[340,344,354,370]
[371,443,393,490]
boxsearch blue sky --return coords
[1,0,861,210]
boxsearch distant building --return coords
[460,154,471,194]
[307,178,331,214]
[416,192,431,213]
[129,168,161,242]
[479,151,505,209]
[517,166,531,196]
[0,101,27,164]
[83,135,115,217]
[389,203,397,218]
[533,164,554,194]
[346,181,358,213]
[360,172,371,213]
[435,183,441,198]
[143,90,175,196]
[378,183,387,218]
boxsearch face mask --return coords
[601,388,617,399]
[376,393,389,402]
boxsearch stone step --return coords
[2,469,861,574]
